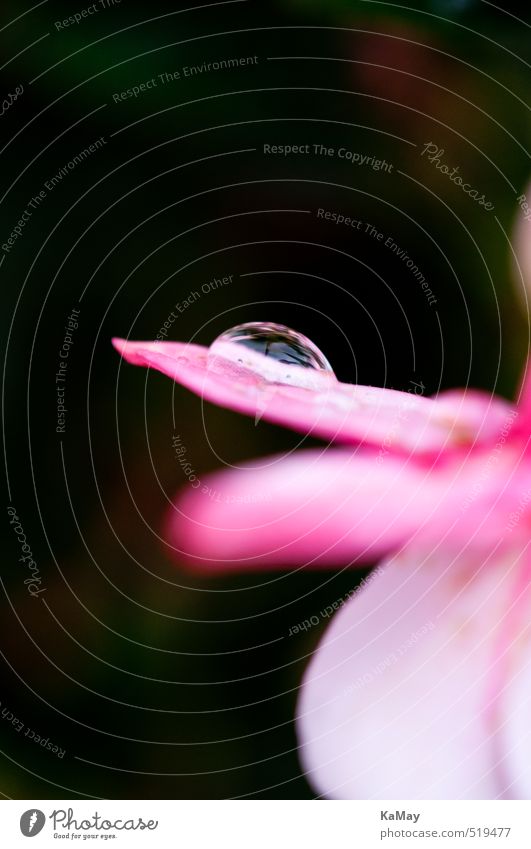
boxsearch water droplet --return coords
[207,322,336,390]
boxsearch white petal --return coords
[297,545,525,799]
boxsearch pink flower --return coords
[112,325,531,799]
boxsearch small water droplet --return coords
[207,322,336,390]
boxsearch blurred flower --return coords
[112,327,531,798]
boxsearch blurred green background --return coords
[1,0,530,798]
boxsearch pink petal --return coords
[165,448,471,570]
[496,558,531,798]
[515,360,531,436]
[297,545,528,799]
[502,666,531,798]
[112,338,512,453]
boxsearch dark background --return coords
[1,0,530,798]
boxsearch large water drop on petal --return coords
[207,322,336,390]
